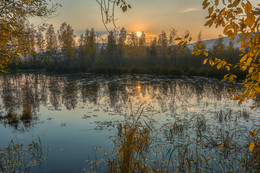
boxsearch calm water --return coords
[0,73,259,172]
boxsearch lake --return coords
[0,73,259,172]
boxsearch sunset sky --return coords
[32,0,257,42]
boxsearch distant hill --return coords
[187,35,242,51]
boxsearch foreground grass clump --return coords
[85,110,159,172]
[0,139,46,172]
[109,113,152,172]
[85,110,260,173]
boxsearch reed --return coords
[20,106,33,121]
[85,110,260,172]
[6,109,19,124]
[0,138,46,172]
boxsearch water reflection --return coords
[0,73,259,172]
[0,73,254,117]
[0,73,255,132]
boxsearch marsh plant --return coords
[0,106,35,130]
[0,139,47,172]
[6,109,19,124]
[85,109,162,172]
[85,110,260,172]
[20,106,33,122]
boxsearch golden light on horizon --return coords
[136,31,142,37]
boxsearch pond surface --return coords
[0,73,259,172]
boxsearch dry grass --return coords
[0,139,46,172]
[85,110,260,173]
[20,106,32,121]
[6,109,19,124]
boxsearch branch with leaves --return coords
[0,0,60,72]
[95,0,131,31]
[188,0,260,106]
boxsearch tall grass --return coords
[20,106,33,122]
[6,109,19,124]
[85,110,260,172]
[0,107,34,129]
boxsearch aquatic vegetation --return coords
[85,111,260,172]
[6,109,19,124]
[0,73,259,172]
[215,110,232,123]
[20,106,33,122]
[0,107,36,130]
[0,139,47,172]
[108,112,153,172]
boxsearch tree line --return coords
[8,20,243,78]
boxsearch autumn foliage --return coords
[192,0,260,106]
[0,0,59,72]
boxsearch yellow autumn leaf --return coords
[236,7,243,14]
[240,54,247,63]
[203,59,208,64]
[208,6,214,15]
[232,0,240,7]
[215,0,219,6]
[217,63,222,69]
[204,51,209,57]
[209,59,215,66]
[244,2,252,14]
[250,130,257,138]
[198,42,203,49]
[203,0,210,9]
[254,86,260,93]
[248,67,254,73]
[244,12,255,27]
[226,66,230,71]
[249,142,255,152]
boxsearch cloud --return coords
[179,8,199,13]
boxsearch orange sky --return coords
[31,0,258,42]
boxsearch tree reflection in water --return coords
[0,73,258,172]
[0,73,243,116]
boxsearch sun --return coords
[136,31,142,37]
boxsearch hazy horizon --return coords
[30,0,233,41]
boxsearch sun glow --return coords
[136,31,142,37]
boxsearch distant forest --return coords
[9,19,244,79]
